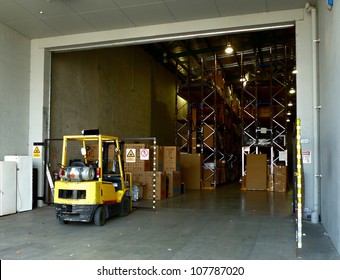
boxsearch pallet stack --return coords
[123,144,181,201]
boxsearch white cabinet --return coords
[0,161,17,216]
[4,156,32,212]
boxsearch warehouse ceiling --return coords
[0,0,315,39]
[141,26,297,99]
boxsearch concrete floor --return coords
[0,182,339,260]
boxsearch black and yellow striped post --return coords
[296,118,303,252]
[152,137,157,210]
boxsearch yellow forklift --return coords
[54,131,132,226]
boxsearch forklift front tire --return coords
[94,206,106,226]
[119,195,130,217]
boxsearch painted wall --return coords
[50,46,175,143]
[296,9,314,219]
[318,0,340,253]
[0,23,30,160]
[150,58,177,145]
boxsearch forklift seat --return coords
[103,175,122,190]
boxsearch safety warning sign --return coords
[302,151,312,164]
[33,146,41,158]
[126,148,136,163]
[140,148,149,160]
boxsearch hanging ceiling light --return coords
[162,52,168,63]
[225,42,233,54]
[287,111,292,116]
[288,101,293,107]
[289,88,296,94]
[240,77,247,82]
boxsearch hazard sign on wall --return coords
[140,149,149,160]
[126,148,136,163]
[33,146,41,158]
[302,151,312,164]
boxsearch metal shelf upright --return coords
[241,45,291,180]
[175,55,229,189]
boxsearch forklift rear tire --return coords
[119,195,130,217]
[94,206,106,226]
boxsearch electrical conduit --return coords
[306,3,321,224]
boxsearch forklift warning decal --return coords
[126,149,136,162]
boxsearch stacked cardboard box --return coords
[131,172,146,185]
[163,147,181,197]
[131,171,165,200]
[166,171,181,197]
[163,146,180,172]
[87,143,116,162]
[123,143,153,172]
[274,165,287,192]
[258,106,272,118]
[124,145,181,201]
[180,154,227,190]
[246,154,267,190]
[180,153,201,190]
[153,145,164,171]
[87,143,117,172]
[143,171,166,200]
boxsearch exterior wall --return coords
[296,9,314,218]
[318,0,340,253]
[2,4,338,254]
[0,23,30,160]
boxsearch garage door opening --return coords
[47,26,297,215]
[42,25,304,256]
